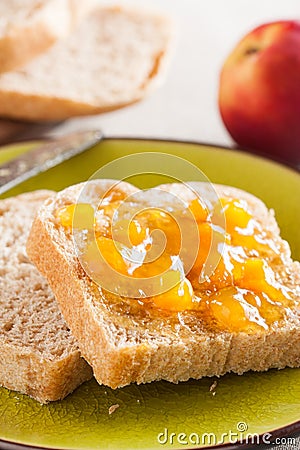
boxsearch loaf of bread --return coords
[26,180,300,389]
[0,191,92,403]
[0,0,96,73]
[0,6,173,120]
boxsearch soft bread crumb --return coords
[108,404,120,415]
[0,191,92,403]
[0,0,96,73]
[209,380,218,392]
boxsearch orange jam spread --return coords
[56,189,293,333]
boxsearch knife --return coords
[0,129,103,196]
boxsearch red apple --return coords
[219,21,300,164]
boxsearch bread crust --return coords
[0,90,144,121]
[0,342,92,403]
[26,181,300,389]
[0,191,92,403]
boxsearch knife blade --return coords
[0,129,103,196]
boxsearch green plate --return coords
[0,138,299,450]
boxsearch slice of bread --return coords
[0,0,96,73]
[26,180,300,389]
[0,191,92,403]
[0,6,173,121]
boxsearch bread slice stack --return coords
[0,1,173,120]
[1,180,299,402]
[0,191,92,403]
[27,180,300,389]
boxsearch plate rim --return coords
[1,421,299,450]
[102,135,300,175]
[0,135,299,176]
[0,136,299,450]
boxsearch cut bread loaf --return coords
[0,0,96,73]
[0,5,173,121]
[26,180,300,389]
[0,191,92,403]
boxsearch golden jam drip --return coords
[56,191,292,332]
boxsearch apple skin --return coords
[219,21,300,164]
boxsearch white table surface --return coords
[14,2,300,448]
[52,0,300,149]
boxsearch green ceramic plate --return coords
[0,138,299,450]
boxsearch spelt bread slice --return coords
[26,180,300,389]
[0,5,173,121]
[0,191,92,403]
[0,0,96,73]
